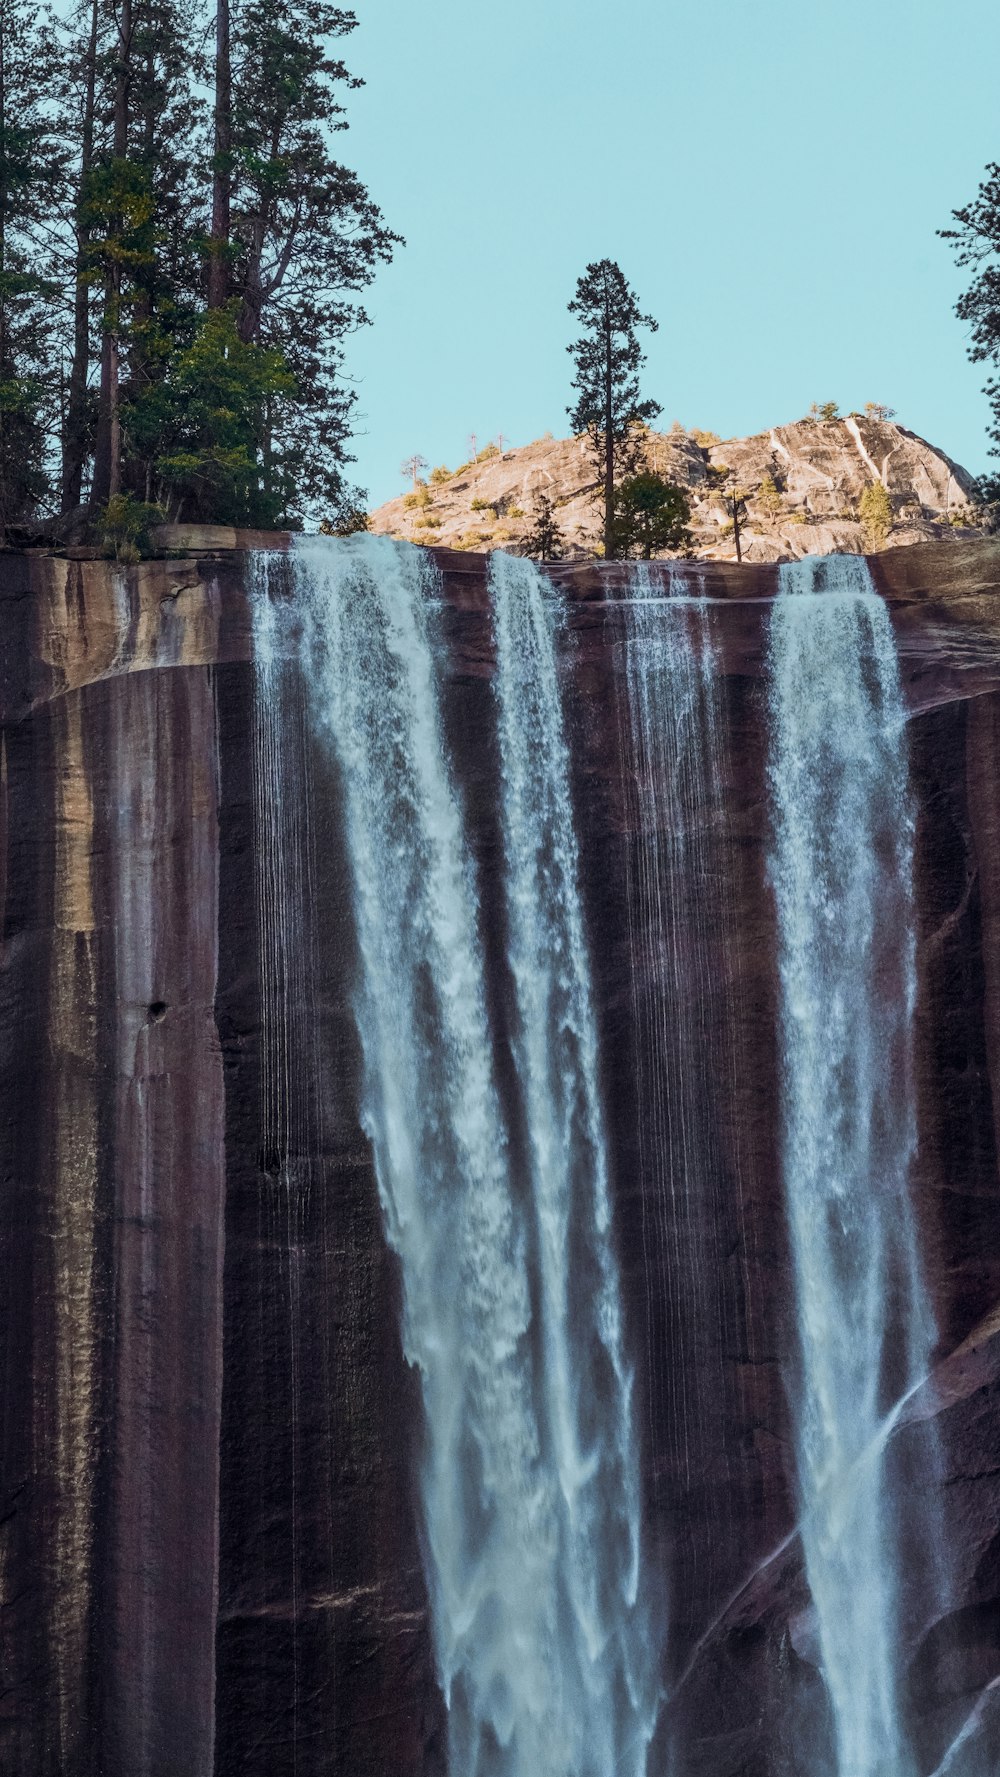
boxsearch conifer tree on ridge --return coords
[567,259,661,559]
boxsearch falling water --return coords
[254,536,654,1777]
[615,565,758,1636]
[489,551,659,1773]
[767,554,935,1777]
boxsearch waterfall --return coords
[766,554,935,1777]
[254,536,654,1777]
[615,565,758,1640]
[489,552,658,1774]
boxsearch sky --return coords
[341,0,1000,509]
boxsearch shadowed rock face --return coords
[0,539,998,1776]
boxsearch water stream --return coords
[255,537,655,1777]
[766,553,935,1777]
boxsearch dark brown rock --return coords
[0,541,998,1775]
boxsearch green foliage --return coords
[567,258,661,557]
[153,306,296,526]
[476,442,499,460]
[859,479,893,551]
[692,429,721,447]
[610,472,691,559]
[320,505,369,535]
[757,474,784,515]
[429,464,452,484]
[0,0,65,533]
[809,401,840,422]
[864,401,896,422]
[940,165,1000,465]
[520,491,565,562]
[470,497,490,511]
[98,493,164,563]
[508,505,525,518]
[0,0,397,531]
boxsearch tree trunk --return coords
[208,0,231,309]
[61,0,99,512]
[92,0,131,507]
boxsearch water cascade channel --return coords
[767,553,937,1777]
[248,536,950,1777]
[255,537,657,1777]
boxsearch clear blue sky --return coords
[342,0,1000,508]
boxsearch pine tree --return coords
[0,0,65,536]
[567,259,661,559]
[221,0,401,523]
[520,491,565,562]
[859,480,893,552]
[941,166,1000,492]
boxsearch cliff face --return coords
[368,417,984,563]
[0,540,999,1776]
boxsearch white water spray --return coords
[616,565,759,1631]
[254,536,655,1776]
[490,551,659,1774]
[767,554,935,1777]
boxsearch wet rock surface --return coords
[0,540,998,1774]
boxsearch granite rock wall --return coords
[0,540,998,1775]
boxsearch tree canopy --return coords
[610,472,690,560]
[941,165,1000,494]
[0,0,399,540]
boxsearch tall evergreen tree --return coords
[941,167,1000,491]
[0,0,64,535]
[1,0,398,534]
[218,0,401,523]
[60,0,100,513]
[567,258,661,559]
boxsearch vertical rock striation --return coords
[0,541,998,1775]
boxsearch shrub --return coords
[859,480,893,551]
[809,401,840,422]
[757,474,783,516]
[429,465,453,484]
[610,472,692,559]
[98,494,164,563]
[470,497,490,512]
[692,429,721,447]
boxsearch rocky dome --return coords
[369,414,984,561]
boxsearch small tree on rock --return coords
[401,453,428,489]
[859,480,893,551]
[520,491,565,562]
[611,472,691,560]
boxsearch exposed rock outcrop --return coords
[369,417,984,561]
[0,539,998,1776]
